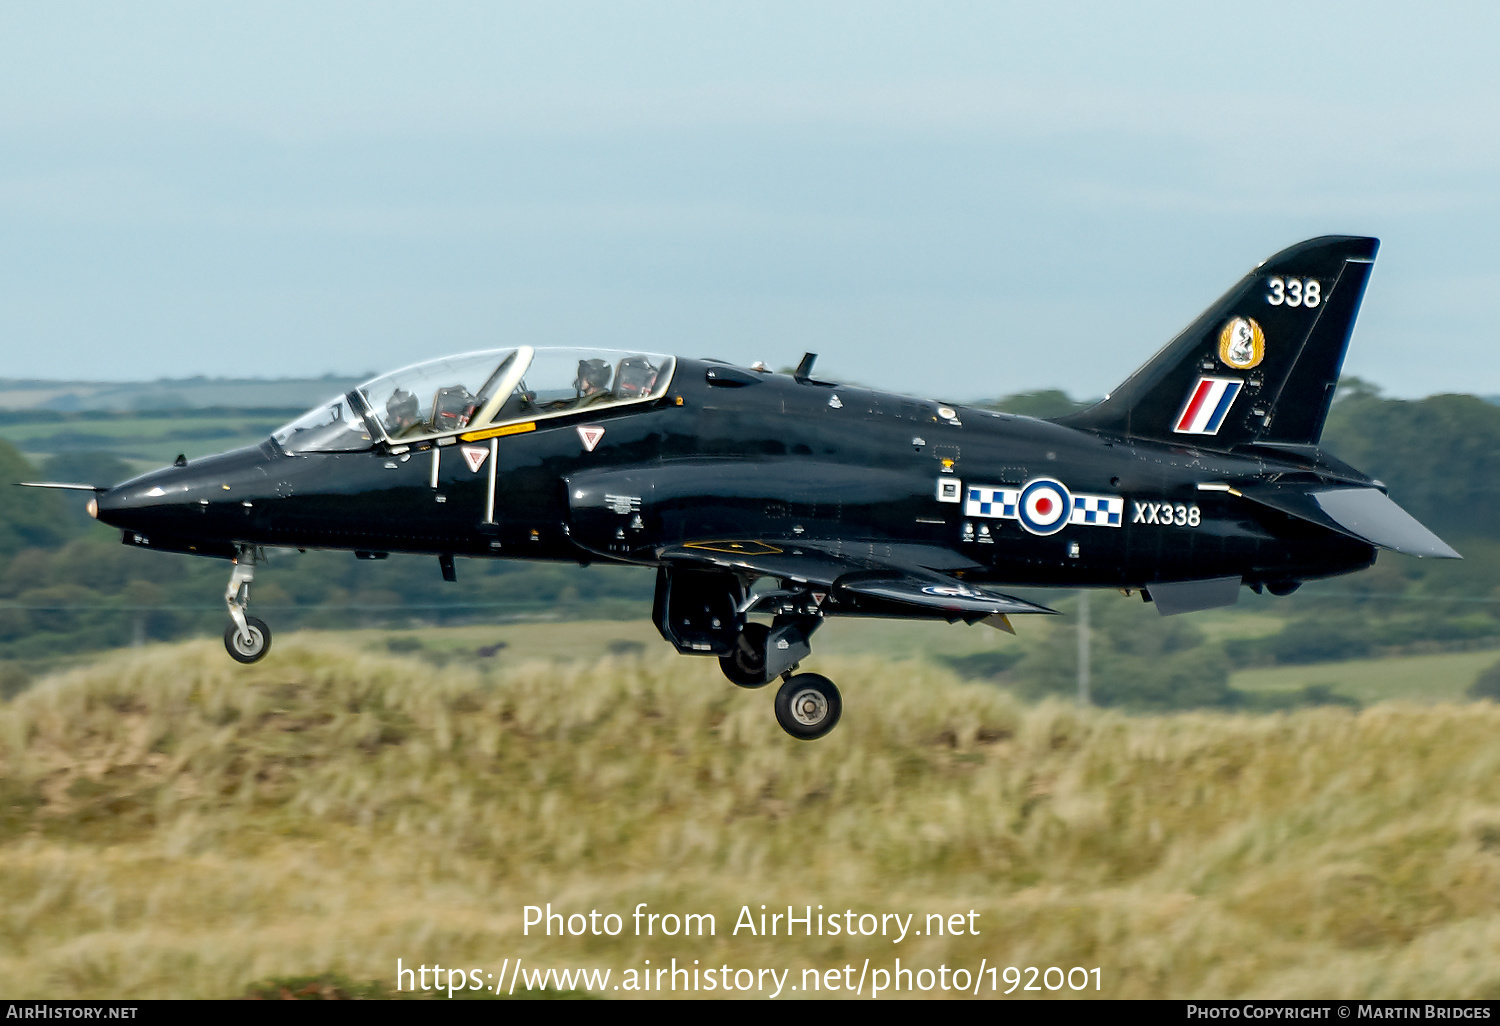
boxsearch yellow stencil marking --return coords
[460,422,536,442]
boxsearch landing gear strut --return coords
[223,546,272,663]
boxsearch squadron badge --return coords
[1218,316,1265,370]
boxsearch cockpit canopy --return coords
[271,347,676,454]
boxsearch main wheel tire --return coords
[719,622,771,688]
[774,673,842,740]
[224,615,272,664]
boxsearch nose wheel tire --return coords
[774,673,842,740]
[224,616,272,664]
[719,622,771,688]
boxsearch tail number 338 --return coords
[1266,277,1321,308]
[1133,502,1201,527]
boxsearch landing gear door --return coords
[563,467,657,560]
[651,566,745,656]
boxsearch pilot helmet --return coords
[575,359,612,394]
[615,357,657,397]
[386,388,419,424]
[432,385,474,429]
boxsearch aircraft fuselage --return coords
[96,357,1374,593]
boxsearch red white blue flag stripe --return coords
[1173,376,1242,435]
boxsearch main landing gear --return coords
[654,567,844,741]
[224,546,272,664]
[721,624,843,741]
[773,673,842,741]
[718,622,770,687]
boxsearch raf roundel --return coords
[1016,478,1072,535]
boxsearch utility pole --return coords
[1077,590,1091,706]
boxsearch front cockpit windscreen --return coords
[271,348,677,452]
[271,394,375,454]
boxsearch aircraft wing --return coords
[828,568,1057,617]
[656,538,1056,623]
[658,538,980,581]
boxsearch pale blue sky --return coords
[2,2,1497,399]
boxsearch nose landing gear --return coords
[223,546,272,663]
[225,615,272,663]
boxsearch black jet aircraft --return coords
[24,236,1459,740]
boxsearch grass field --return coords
[2,634,1499,999]
[1231,649,1500,705]
[337,611,1492,707]
[351,614,1018,669]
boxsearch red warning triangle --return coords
[577,425,605,452]
[460,445,488,473]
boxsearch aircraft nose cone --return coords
[93,473,192,531]
[92,482,135,527]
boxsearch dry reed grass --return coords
[1,636,1499,999]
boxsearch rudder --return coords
[1058,236,1378,447]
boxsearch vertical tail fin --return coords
[1058,236,1378,447]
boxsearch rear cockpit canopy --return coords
[271,347,675,454]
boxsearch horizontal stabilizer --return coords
[832,570,1057,617]
[1314,489,1461,559]
[1238,484,1460,559]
